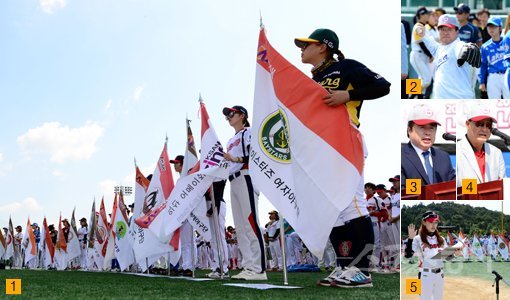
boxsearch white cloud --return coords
[17,121,104,163]
[52,169,64,177]
[132,85,145,103]
[99,179,118,198]
[39,0,67,14]
[0,197,42,214]
[105,99,113,111]
[0,153,3,162]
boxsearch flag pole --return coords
[191,226,195,278]
[210,185,226,279]
[146,257,149,274]
[502,201,504,233]
[279,213,288,285]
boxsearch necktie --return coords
[422,151,434,184]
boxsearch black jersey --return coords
[312,59,390,127]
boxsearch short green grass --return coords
[402,257,510,282]
[0,269,399,299]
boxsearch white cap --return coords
[466,103,496,122]
[407,104,441,126]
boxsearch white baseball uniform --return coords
[227,127,266,273]
[412,234,445,300]
[420,36,477,99]
[411,23,435,90]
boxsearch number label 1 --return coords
[5,279,21,295]
[406,79,422,95]
[406,179,421,195]
[405,278,421,295]
[462,179,477,194]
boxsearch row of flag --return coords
[446,230,510,261]
[0,25,364,268]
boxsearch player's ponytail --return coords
[336,49,345,61]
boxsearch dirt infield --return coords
[401,276,510,299]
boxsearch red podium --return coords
[402,180,456,200]
[456,180,503,200]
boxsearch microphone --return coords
[442,133,457,142]
[491,128,510,145]
[493,270,503,280]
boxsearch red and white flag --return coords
[67,208,82,262]
[184,118,212,242]
[132,144,179,270]
[146,100,229,243]
[112,192,135,270]
[3,217,14,260]
[22,218,38,264]
[7,217,16,260]
[0,227,6,259]
[250,27,364,258]
[54,214,68,270]
[41,217,55,267]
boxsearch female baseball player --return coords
[223,105,266,280]
[294,28,389,288]
[405,211,462,300]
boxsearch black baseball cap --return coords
[389,175,401,182]
[454,3,470,14]
[375,184,387,192]
[128,203,135,208]
[170,155,184,164]
[295,28,339,52]
[79,218,87,222]
[223,106,248,118]
[416,6,432,17]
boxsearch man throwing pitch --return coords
[415,14,481,99]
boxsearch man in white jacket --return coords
[457,102,505,187]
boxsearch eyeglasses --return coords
[301,42,320,50]
[471,120,493,129]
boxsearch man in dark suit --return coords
[401,104,455,192]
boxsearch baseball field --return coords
[0,268,399,299]
[401,257,510,299]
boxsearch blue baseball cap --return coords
[487,17,502,27]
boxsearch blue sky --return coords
[0,0,400,229]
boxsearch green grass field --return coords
[0,269,399,299]
[402,257,510,282]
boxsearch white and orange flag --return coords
[23,218,38,264]
[145,99,229,243]
[93,197,109,269]
[42,217,55,267]
[250,26,364,258]
[54,214,68,270]
[132,143,179,270]
[112,192,135,270]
